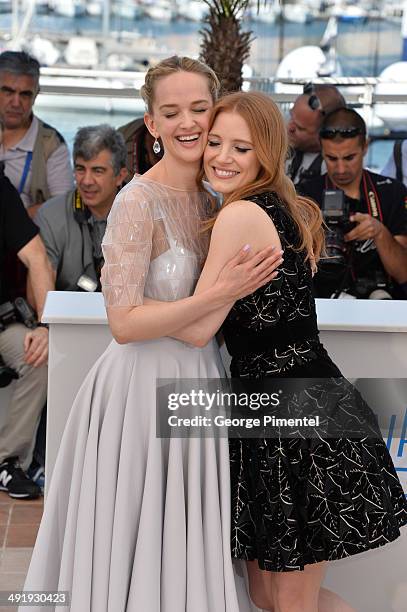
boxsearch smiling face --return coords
[203,110,261,196]
[144,71,213,165]
[74,149,127,216]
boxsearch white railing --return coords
[38,67,407,105]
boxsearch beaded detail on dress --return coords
[101,175,210,306]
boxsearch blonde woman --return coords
[21,57,281,612]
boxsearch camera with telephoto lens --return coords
[0,298,38,387]
[320,189,355,266]
[353,270,392,300]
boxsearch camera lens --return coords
[322,227,347,266]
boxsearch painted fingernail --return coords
[243,244,251,252]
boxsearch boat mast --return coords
[11,0,20,41]
[10,0,36,50]
[102,0,111,39]
[402,0,407,60]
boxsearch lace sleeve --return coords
[101,183,154,307]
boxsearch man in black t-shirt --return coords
[298,108,407,299]
[0,168,53,498]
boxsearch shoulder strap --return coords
[30,119,63,204]
[308,153,324,174]
[287,149,303,181]
[297,153,323,183]
[393,140,403,183]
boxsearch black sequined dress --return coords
[223,191,407,572]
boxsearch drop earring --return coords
[153,138,161,154]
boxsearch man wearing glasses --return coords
[287,83,346,184]
[298,107,407,299]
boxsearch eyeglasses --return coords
[319,126,363,139]
[303,82,324,114]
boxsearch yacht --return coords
[50,0,85,18]
[331,3,368,23]
[250,1,280,24]
[112,1,143,20]
[64,36,99,67]
[177,0,208,22]
[86,0,103,17]
[283,3,313,24]
[143,0,175,22]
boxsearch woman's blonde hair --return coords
[140,56,220,113]
[204,91,325,262]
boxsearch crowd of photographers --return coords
[1,50,407,500]
[287,83,407,300]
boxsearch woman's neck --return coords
[145,157,201,191]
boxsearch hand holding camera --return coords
[344,212,383,243]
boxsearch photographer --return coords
[0,164,53,499]
[298,108,407,299]
[34,125,127,292]
[286,83,346,184]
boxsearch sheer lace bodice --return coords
[226,192,316,331]
[101,175,210,306]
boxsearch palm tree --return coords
[199,0,254,94]
[199,1,282,93]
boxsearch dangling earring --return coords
[153,138,161,154]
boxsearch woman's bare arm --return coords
[106,240,279,344]
[164,200,283,346]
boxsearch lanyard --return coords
[18,151,33,194]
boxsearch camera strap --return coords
[73,189,88,224]
[72,191,104,286]
[361,171,383,222]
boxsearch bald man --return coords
[287,83,346,184]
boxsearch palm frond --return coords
[199,0,254,93]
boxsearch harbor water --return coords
[1,12,403,169]
[0,12,402,76]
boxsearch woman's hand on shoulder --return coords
[216,243,283,302]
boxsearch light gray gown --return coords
[21,176,254,612]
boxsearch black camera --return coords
[353,270,392,300]
[320,189,356,266]
[0,298,37,332]
[0,355,18,388]
[0,298,38,387]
